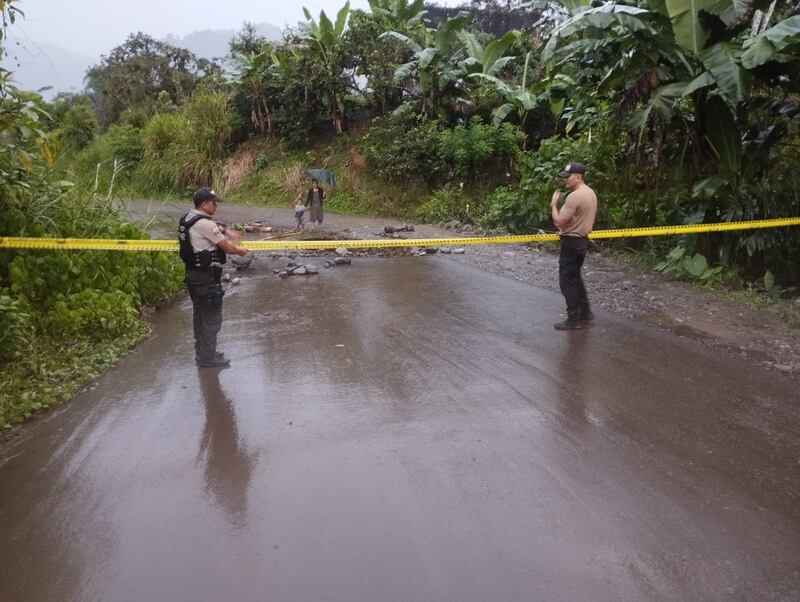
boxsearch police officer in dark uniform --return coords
[179,187,248,367]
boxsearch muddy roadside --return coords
[127,200,800,376]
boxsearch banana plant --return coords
[545,0,800,144]
[234,47,274,136]
[547,0,800,107]
[457,29,519,110]
[381,12,471,120]
[471,51,538,126]
[367,0,427,27]
[303,2,352,133]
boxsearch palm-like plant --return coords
[381,12,472,120]
[368,0,427,27]
[303,2,352,133]
[457,29,519,110]
[234,47,274,136]
[544,0,800,163]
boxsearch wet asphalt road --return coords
[1,257,799,601]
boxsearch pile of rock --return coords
[274,262,320,278]
[324,247,353,268]
[324,257,352,268]
[380,223,416,239]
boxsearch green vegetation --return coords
[0,2,184,429]
[2,0,800,427]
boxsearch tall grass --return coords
[65,91,236,197]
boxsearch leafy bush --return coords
[655,242,723,282]
[415,187,472,223]
[72,124,144,190]
[361,114,445,186]
[136,112,188,191]
[439,117,524,180]
[51,101,98,153]
[46,289,140,339]
[483,124,623,233]
[482,186,549,233]
[0,292,32,361]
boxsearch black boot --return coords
[554,319,583,330]
[196,356,231,368]
[580,306,595,321]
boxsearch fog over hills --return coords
[2,22,283,99]
[3,35,94,97]
[164,22,282,60]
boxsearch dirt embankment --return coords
[127,201,800,376]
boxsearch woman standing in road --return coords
[307,178,324,229]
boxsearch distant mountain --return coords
[2,35,94,98]
[163,23,283,61]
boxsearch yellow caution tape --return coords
[1,217,799,252]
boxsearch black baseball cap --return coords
[558,162,587,178]
[192,187,224,207]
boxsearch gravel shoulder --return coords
[127,200,800,376]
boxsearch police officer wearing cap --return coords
[550,162,597,330]
[179,187,248,367]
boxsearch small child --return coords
[293,195,305,231]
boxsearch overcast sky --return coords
[14,0,466,56]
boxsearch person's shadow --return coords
[556,331,592,432]
[197,368,256,529]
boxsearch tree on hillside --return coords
[85,33,222,129]
[55,99,98,152]
[383,12,472,121]
[233,47,276,136]
[302,2,355,134]
[229,22,270,57]
[346,7,419,115]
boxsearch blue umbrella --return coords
[305,169,335,189]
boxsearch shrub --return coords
[439,117,524,180]
[361,114,445,187]
[254,153,269,171]
[136,112,188,191]
[482,186,549,233]
[46,289,140,339]
[483,124,623,233]
[0,292,32,362]
[72,125,144,189]
[52,102,98,153]
[415,187,472,224]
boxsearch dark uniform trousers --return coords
[559,235,590,321]
[185,266,224,362]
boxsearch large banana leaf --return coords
[417,47,438,70]
[334,2,351,39]
[742,15,800,69]
[699,42,751,109]
[491,103,516,126]
[482,31,519,74]
[318,11,335,48]
[457,30,483,63]
[434,12,470,57]
[543,4,652,62]
[380,31,423,54]
[683,71,715,96]
[393,61,416,82]
[666,0,712,53]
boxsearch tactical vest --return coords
[178,213,227,269]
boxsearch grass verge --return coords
[0,320,151,431]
